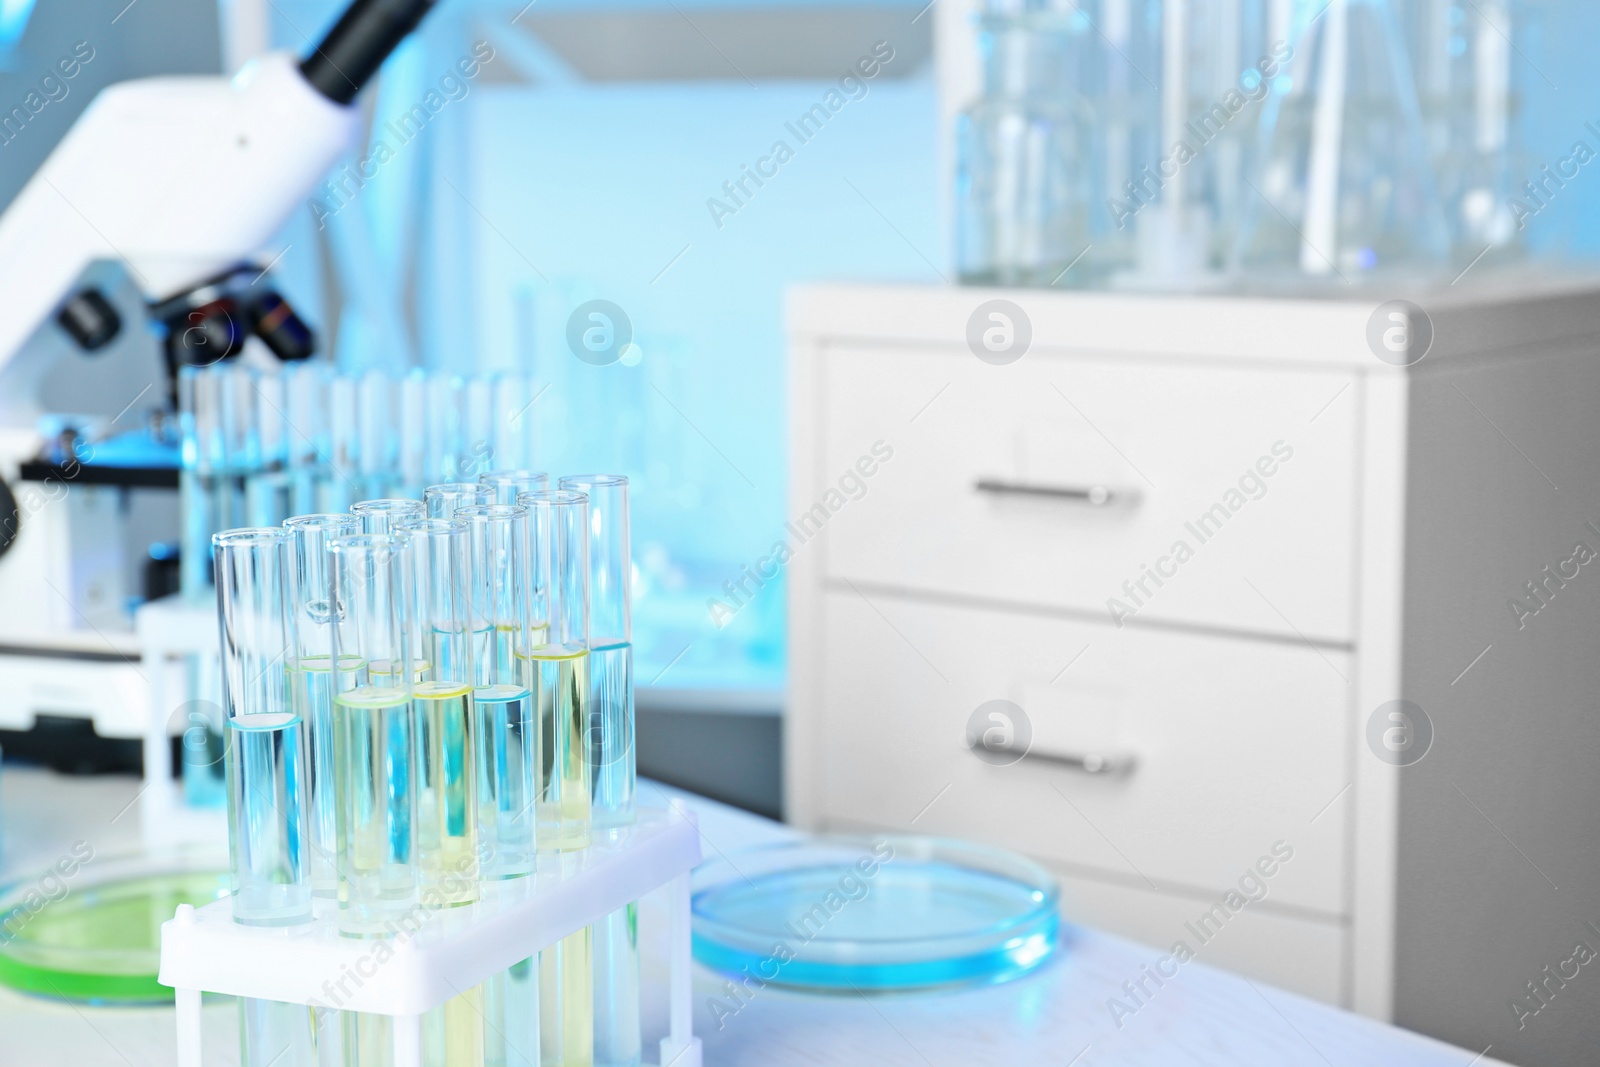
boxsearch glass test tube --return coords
[559,475,634,828]
[480,470,549,507]
[491,374,535,473]
[214,527,312,926]
[328,533,418,938]
[352,498,426,535]
[464,504,543,1066]
[394,518,479,906]
[397,520,483,1063]
[358,371,398,500]
[214,527,315,1067]
[560,475,638,1067]
[521,490,593,1067]
[284,513,362,897]
[425,482,494,519]
[519,490,592,851]
[459,504,538,879]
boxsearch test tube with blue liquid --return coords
[283,514,361,898]
[460,503,541,1066]
[522,489,594,1067]
[213,527,315,1066]
[561,475,639,1067]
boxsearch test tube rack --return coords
[158,807,704,1067]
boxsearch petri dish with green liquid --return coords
[0,846,229,1004]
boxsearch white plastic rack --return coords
[159,807,703,1067]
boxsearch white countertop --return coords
[0,766,1510,1067]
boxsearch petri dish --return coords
[0,845,229,1004]
[692,835,1060,992]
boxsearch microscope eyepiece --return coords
[299,0,438,106]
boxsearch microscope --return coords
[0,0,438,762]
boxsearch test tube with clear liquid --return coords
[461,503,540,1066]
[561,475,638,1067]
[328,533,419,937]
[284,514,362,898]
[522,489,593,1067]
[213,528,315,1067]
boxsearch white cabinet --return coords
[785,281,1600,1063]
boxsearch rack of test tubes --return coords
[158,473,701,1067]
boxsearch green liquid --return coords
[0,870,227,1003]
[523,648,591,852]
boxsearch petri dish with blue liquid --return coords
[692,835,1060,992]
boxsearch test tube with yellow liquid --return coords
[394,517,482,1064]
[522,488,593,1067]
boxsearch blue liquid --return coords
[588,641,634,829]
[484,957,539,1067]
[295,655,361,896]
[692,861,1059,991]
[226,712,312,927]
[594,904,640,1067]
[475,684,537,878]
[238,996,315,1067]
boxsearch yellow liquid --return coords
[540,927,593,1067]
[423,986,484,1067]
[415,681,478,906]
[333,684,414,937]
[521,648,591,852]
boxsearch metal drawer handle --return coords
[974,479,1138,507]
[968,737,1138,776]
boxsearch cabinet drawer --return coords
[812,590,1350,915]
[816,345,1358,642]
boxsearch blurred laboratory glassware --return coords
[1233,0,1450,281]
[480,469,549,506]
[351,498,426,535]
[426,481,495,519]
[1401,0,1523,263]
[957,3,1097,286]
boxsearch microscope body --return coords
[0,52,359,424]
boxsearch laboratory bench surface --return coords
[0,765,1511,1067]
